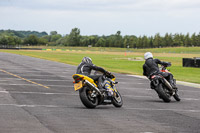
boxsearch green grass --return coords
[133,47,200,54]
[23,46,200,54]
[0,47,200,84]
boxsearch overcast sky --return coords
[1,0,200,36]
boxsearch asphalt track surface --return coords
[0,52,200,133]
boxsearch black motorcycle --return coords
[150,64,181,102]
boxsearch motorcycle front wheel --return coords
[156,84,171,103]
[79,87,98,108]
[173,93,181,101]
[112,91,123,108]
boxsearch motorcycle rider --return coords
[143,52,177,89]
[76,57,110,90]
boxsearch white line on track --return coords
[20,75,69,78]
[120,87,146,90]
[13,75,64,77]
[0,103,199,113]
[123,95,152,98]
[29,79,72,81]
[1,71,45,73]
[6,71,70,73]
[0,73,69,77]
[1,68,71,71]
[0,91,77,95]
[0,78,72,81]
[0,104,63,108]
[183,98,200,101]
[0,78,23,80]
[0,80,10,81]
[0,83,73,87]
[119,82,144,84]
[124,107,200,113]
[46,85,72,87]
[1,91,199,101]
[0,83,40,86]
[177,90,200,92]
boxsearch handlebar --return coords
[161,62,171,68]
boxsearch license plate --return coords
[74,81,83,91]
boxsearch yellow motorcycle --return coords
[72,72,123,108]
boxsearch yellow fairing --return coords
[111,74,116,81]
[72,74,97,87]
[112,78,116,81]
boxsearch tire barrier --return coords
[183,58,200,68]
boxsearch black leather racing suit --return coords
[76,62,107,89]
[143,58,175,87]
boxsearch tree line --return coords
[0,28,200,48]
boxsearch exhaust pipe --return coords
[163,78,174,95]
[84,80,102,95]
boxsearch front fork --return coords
[104,82,116,96]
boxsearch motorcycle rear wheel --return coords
[112,91,123,108]
[79,87,98,108]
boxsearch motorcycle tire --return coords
[79,87,98,108]
[156,84,171,103]
[112,91,123,108]
[173,93,181,101]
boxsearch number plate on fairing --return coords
[74,81,83,91]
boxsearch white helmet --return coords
[144,52,153,60]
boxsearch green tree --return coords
[7,36,16,46]
[153,33,162,48]
[88,36,98,46]
[50,31,57,35]
[191,33,197,46]
[80,36,90,46]
[197,32,200,46]
[184,33,191,46]
[95,38,105,47]
[106,35,115,47]
[38,38,48,45]
[136,36,142,48]
[0,36,8,46]
[142,35,149,48]
[13,37,22,46]
[123,35,129,48]
[149,36,154,48]
[67,28,81,46]
[114,31,123,47]
[23,35,39,45]
[173,33,184,47]
[50,34,62,42]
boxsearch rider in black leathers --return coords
[143,52,177,89]
[76,57,110,90]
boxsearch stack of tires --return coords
[183,58,200,68]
